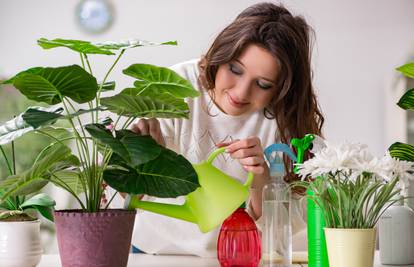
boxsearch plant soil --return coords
[0,213,36,222]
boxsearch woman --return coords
[130,2,324,257]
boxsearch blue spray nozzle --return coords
[264,143,297,175]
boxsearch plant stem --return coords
[63,99,90,163]
[61,98,91,209]
[11,141,16,175]
[0,146,13,176]
[121,116,136,130]
[83,53,93,76]
[79,53,85,69]
[51,173,86,210]
[104,191,118,209]
[96,49,126,108]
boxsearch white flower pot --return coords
[324,228,376,267]
[406,181,414,211]
[0,220,42,267]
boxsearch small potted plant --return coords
[0,123,63,267]
[296,140,412,267]
[0,38,201,267]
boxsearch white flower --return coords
[297,139,414,184]
[298,140,372,180]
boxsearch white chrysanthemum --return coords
[298,141,372,179]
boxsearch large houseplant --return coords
[0,38,201,267]
[297,140,412,267]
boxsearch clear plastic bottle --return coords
[262,149,292,267]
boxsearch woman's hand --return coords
[131,118,165,146]
[217,137,270,220]
[217,137,267,175]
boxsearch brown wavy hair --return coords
[199,2,324,183]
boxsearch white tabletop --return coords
[38,251,414,267]
[38,254,303,267]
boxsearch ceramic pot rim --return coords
[0,219,40,224]
[324,227,376,232]
[54,208,136,218]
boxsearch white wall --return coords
[1,0,414,153]
[2,0,414,254]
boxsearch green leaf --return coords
[85,124,161,167]
[104,147,199,198]
[101,93,189,119]
[397,88,414,110]
[20,193,55,208]
[30,206,54,222]
[49,170,84,195]
[0,106,65,145]
[123,64,200,98]
[389,142,414,162]
[397,63,414,79]
[37,38,115,55]
[22,107,64,128]
[100,81,115,91]
[94,39,177,50]
[0,144,75,199]
[9,65,98,104]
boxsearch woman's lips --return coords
[227,93,249,108]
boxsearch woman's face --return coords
[213,44,279,116]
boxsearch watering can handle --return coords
[207,147,254,188]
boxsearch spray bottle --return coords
[262,143,297,266]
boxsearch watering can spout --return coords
[126,195,197,224]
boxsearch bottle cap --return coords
[264,143,296,176]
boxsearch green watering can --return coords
[124,147,254,233]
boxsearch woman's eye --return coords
[229,63,242,75]
[256,80,273,90]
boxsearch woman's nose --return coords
[234,79,252,101]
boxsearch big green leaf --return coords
[22,107,104,129]
[8,65,98,104]
[389,142,414,162]
[397,63,414,79]
[37,38,115,55]
[101,93,189,119]
[37,38,177,54]
[397,88,414,110]
[94,39,177,50]
[85,124,161,167]
[103,148,199,198]
[123,64,200,98]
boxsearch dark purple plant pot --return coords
[54,209,136,267]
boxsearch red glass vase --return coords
[217,208,261,267]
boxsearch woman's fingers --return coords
[238,156,265,166]
[220,137,267,175]
[216,139,239,148]
[225,137,261,153]
[131,119,147,135]
[131,119,165,146]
